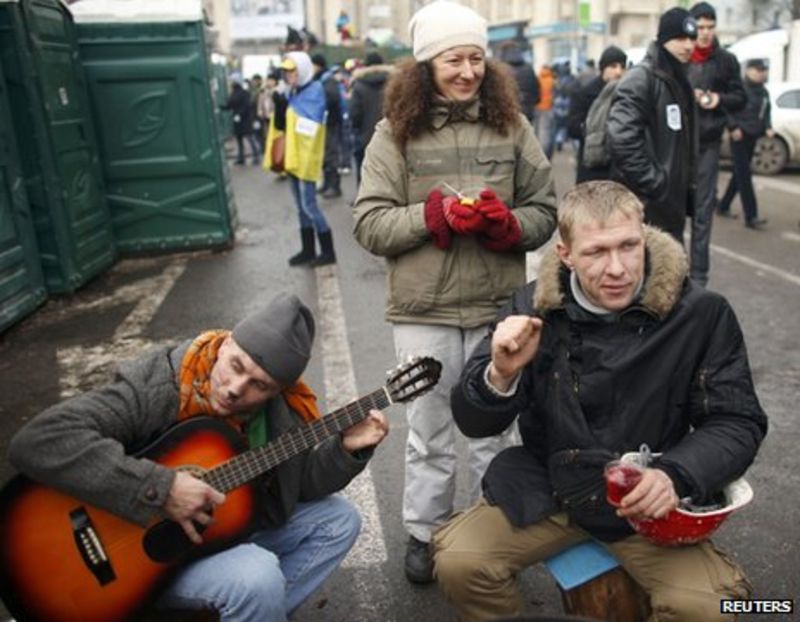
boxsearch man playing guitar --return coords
[6,293,389,622]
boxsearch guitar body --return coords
[0,417,259,622]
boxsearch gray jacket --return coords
[8,341,369,528]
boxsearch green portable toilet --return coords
[0,0,116,294]
[72,0,238,253]
[0,53,46,332]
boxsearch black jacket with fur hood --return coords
[451,228,767,541]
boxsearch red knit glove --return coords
[474,189,512,221]
[475,190,522,251]
[443,196,488,234]
[424,189,452,250]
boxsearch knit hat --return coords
[231,294,315,386]
[689,2,717,21]
[310,53,327,70]
[365,52,384,66]
[282,51,314,87]
[599,45,628,71]
[657,8,698,44]
[746,58,769,71]
[409,1,488,62]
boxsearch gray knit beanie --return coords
[231,294,315,386]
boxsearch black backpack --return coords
[582,79,619,168]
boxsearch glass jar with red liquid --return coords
[604,460,644,507]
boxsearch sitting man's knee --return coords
[434,546,508,595]
[650,584,750,622]
[325,495,362,545]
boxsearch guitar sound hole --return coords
[142,518,207,563]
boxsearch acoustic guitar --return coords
[0,356,442,622]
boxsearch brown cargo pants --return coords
[432,499,752,622]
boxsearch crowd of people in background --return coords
[221,0,773,283]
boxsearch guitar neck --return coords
[204,388,391,493]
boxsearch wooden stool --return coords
[544,541,651,622]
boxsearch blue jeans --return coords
[289,175,330,233]
[157,495,361,622]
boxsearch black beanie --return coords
[231,294,315,386]
[599,45,628,71]
[690,2,717,21]
[311,53,327,69]
[657,8,698,45]
[365,52,384,66]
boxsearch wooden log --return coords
[559,566,651,622]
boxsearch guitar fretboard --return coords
[203,388,391,493]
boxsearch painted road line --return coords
[57,259,187,398]
[753,175,800,197]
[781,231,800,243]
[314,263,390,615]
[711,244,800,287]
[719,171,800,197]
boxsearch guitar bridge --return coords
[70,507,116,586]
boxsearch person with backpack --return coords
[607,7,699,245]
[567,45,627,182]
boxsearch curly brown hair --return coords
[383,57,522,146]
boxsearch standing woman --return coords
[267,52,336,266]
[352,0,557,585]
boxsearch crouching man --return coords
[433,181,767,621]
[8,293,388,622]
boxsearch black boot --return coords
[310,230,336,266]
[404,536,434,584]
[322,173,342,199]
[288,228,316,266]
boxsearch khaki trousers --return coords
[432,499,751,622]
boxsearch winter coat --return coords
[317,70,342,129]
[8,341,369,529]
[499,46,540,120]
[567,75,610,182]
[607,42,698,241]
[687,40,746,145]
[536,67,555,111]
[349,64,392,150]
[451,227,767,541]
[224,84,253,137]
[352,99,557,328]
[731,78,772,138]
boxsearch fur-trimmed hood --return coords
[533,226,688,319]
[352,64,394,85]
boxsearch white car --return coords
[750,81,800,175]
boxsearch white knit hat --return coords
[409,1,488,62]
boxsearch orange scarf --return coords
[178,329,321,427]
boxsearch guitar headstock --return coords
[385,356,442,404]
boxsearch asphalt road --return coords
[0,146,797,621]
